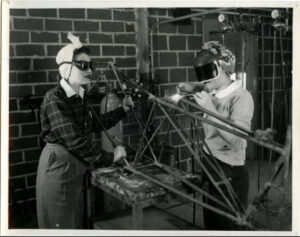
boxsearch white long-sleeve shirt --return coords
[203,81,254,166]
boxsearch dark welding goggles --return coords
[194,60,220,83]
[58,61,94,71]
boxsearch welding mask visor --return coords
[194,61,219,82]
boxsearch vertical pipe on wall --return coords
[258,23,265,191]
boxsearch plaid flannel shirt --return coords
[40,82,126,167]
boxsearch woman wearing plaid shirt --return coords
[36,33,133,229]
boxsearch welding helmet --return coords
[194,41,236,83]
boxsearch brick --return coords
[11,188,35,203]
[9,151,23,164]
[22,123,41,136]
[88,45,100,56]
[24,148,41,162]
[14,18,43,30]
[33,58,57,70]
[17,71,47,84]
[10,125,19,138]
[45,19,72,31]
[16,45,45,56]
[28,9,57,17]
[87,9,112,20]
[10,46,15,57]
[61,32,87,43]
[10,9,27,16]
[155,69,168,84]
[27,174,37,187]
[10,72,17,84]
[48,71,60,82]
[32,32,59,43]
[125,23,135,32]
[10,99,18,111]
[113,9,135,21]
[9,137,38,151]
[158,21,177,34]
[114,34,136,44]
[34,84,56,96]
[123,124,139,136]
[9,111,34,124]
[178,52,194,67]
[59,9,85,18]
[169,36,186,50]
[126,46,136,56]
[188,68,198,82]
[74,21,99,32]
[9,85,32,98]
[188,36,202,50]
[10,31,29,43]
[152,35,167,50]
[196,20,203,34]
[102,22,124,32]
[160,52,177,67]
[9,161,38,177]
[89,33,113,43]
[170,68,186,83]
[178,23,195,34]
[115,57,136,68]
[102,46,125,56]
[47,45,62,56]
[10,177,26,190]
[10,58,31,71]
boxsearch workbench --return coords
[86,164,202,230]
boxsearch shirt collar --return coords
[60,79,85,99]
[214,80,241,99]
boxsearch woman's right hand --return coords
[113,145,127,163]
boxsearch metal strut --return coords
[90,63,291,229]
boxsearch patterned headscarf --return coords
[56,32,82,79]
[202,41,236,75]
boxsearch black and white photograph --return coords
[1,0,299,235]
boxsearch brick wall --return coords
[148,8,204,172]
[8,7,293,226]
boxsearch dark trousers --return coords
[36,143,88,229]
[202,155,249,230]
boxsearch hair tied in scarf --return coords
[56,33,83,79]
[202,41,236,75]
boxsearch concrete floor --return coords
[12,160,292,231]
[94,159,292,230]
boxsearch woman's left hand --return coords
[193,91,216,112]
[122,95,134,112]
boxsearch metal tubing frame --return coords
[111,63,286,154]
[92,63,291,229]
[157,102,238,213]
[123,164,252,228]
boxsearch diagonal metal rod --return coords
[158,103,238,213]
[152,96,285,155]
[132,102,157,165]
[123,164,252,228]
[241,125,291,223]
[111,67,285,154]
[109,63,160,163]
[155,161,231,211]
[181,97,255,136]
[181,97,285,150]
[134,115,168,164]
